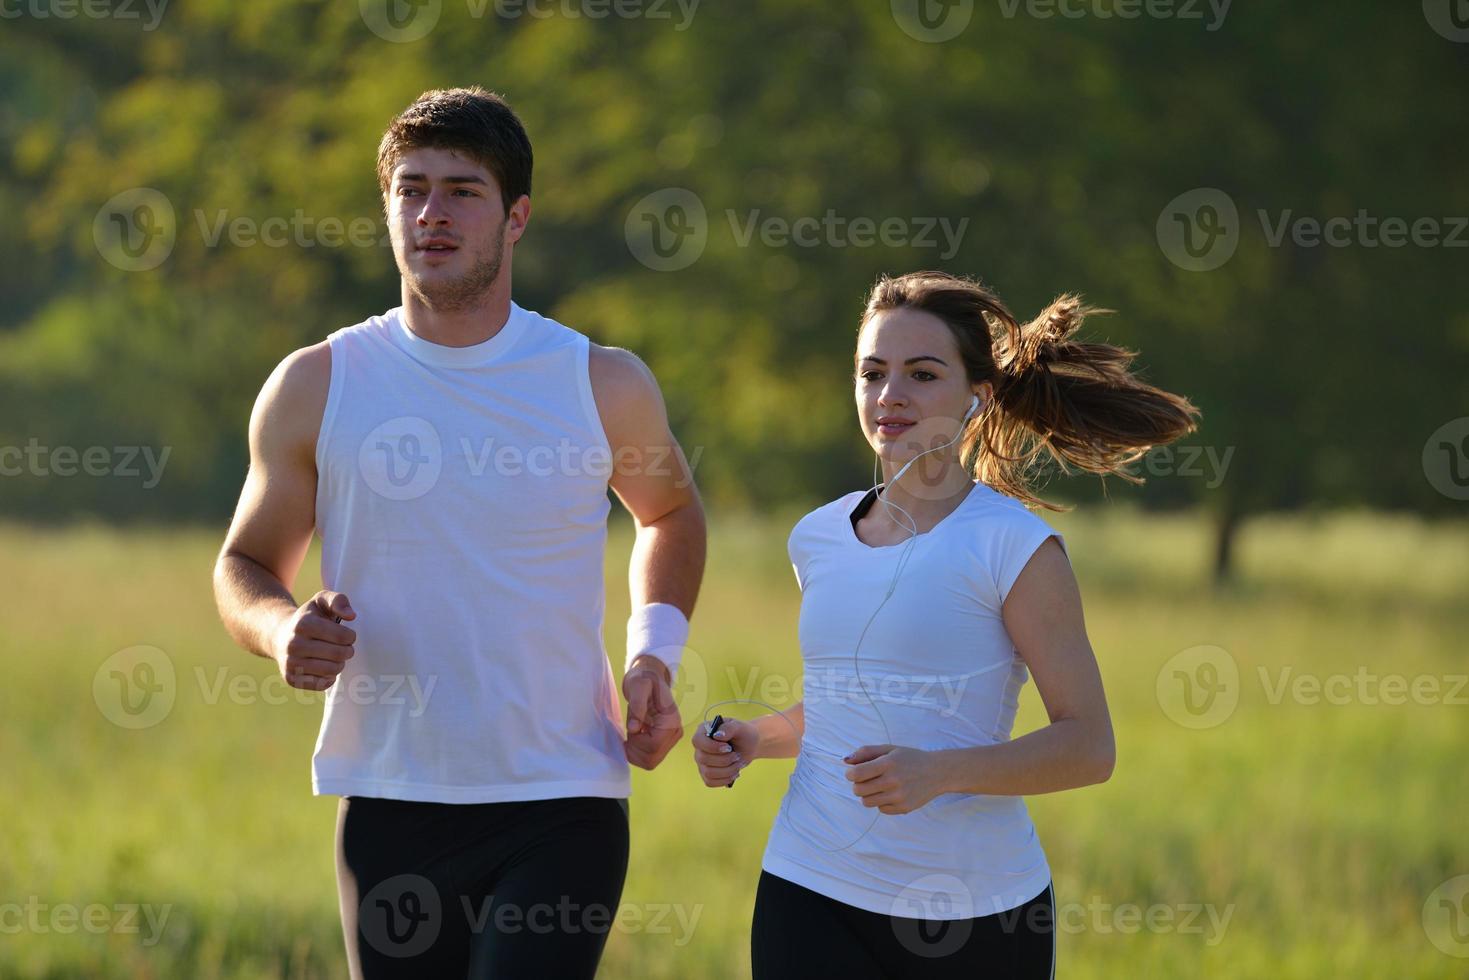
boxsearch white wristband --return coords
[625,602,689,680]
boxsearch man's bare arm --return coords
[590,343,706,769]
[590,344,707,671]
[212,343,357,689]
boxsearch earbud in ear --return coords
[964,394,980,421]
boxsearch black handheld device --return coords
[706,714,737,789]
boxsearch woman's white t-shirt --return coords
[760,480,1064,919]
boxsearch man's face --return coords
[385,146,528,312]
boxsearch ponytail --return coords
[861,272,1200,511]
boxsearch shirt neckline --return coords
[388,302,530,368]
[846,480,982,552]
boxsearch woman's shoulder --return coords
[951,481,1069,558]
[798,488,868,523]
[962,481,1056,529]
[784,490,867,585]
[955,484,1069,598]
[788,489,868,543]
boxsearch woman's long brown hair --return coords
[861,271,1201,510]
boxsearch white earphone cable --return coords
[718,395,981,852]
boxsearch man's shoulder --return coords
[262,306,397,408]
[250,341,332,458]
[588,343,659,403]
[267,341,332,405]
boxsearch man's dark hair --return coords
[377,86,533,214]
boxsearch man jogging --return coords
[212,86,705,978]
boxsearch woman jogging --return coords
[691,270,1198,978]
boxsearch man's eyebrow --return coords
[394,173,490,185]
[858,355,949,366]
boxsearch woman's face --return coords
[854,306,987,470]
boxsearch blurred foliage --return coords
[1,1,1466,525]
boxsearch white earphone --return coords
[882,393,983,506]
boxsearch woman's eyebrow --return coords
[858,355,949,366]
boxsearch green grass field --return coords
[2,506,1466,978]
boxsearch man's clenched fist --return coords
[623,657,682,771]
[272,590,356,691]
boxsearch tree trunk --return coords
[1212,505,1241,587]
